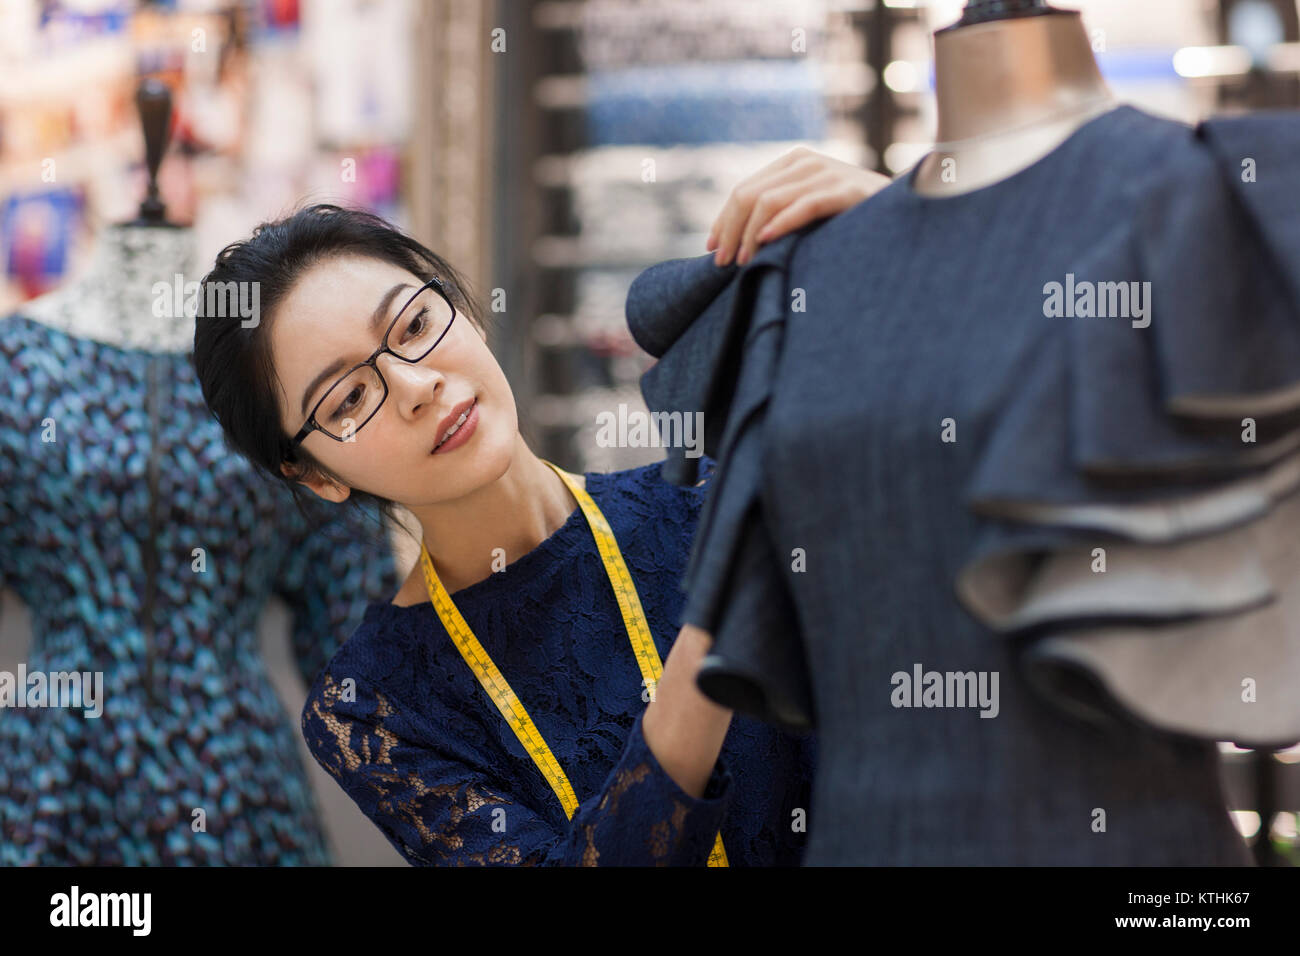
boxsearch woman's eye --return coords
[330,386,363,421]
[402,307,429,341]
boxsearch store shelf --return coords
[534,0,878,32]
[534,62,874,111]
[532,233,716,270]
[502,0,882,473]
[532,137,871,187]
[532,311,646,353]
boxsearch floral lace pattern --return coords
[302,458,816,866]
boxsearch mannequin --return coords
[22,81,196,352]
[912,0,1116,196]
[0,80,400,865]
[626,0,1300,864]
[19,224,197,352]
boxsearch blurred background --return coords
[1,0,1298,865]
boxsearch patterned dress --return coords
[0,309,400,865]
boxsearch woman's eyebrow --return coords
[299,282,413,417]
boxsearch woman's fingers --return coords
[709,149,891,266]
[743,165,894,261]
[751,190,861,259]
[710,148,817,265]
[734,171,841,265]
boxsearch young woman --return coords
[192,150,887,865]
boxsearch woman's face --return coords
[271,253,517,507]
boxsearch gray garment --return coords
[626,104,1300,864]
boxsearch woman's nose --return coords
[380,354,443,418]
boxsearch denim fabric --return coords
[626,104,1300,864]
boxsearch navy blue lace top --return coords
[301,457,816,865]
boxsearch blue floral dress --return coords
[0,314,400,865]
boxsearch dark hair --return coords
[191,202,490,540]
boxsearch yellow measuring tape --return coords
[419,458,728,867]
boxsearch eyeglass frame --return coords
[287,275,457,451]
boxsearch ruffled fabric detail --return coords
[628,234,817,732]
[955,109,1300,748]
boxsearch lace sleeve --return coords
[693,455,718,488]
[302,669,735,866]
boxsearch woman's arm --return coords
[641,623,731,799]
[707,146,891,267]
[641,465,730,798]
[302,665,734,866]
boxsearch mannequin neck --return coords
[20,224,198,353]
[912,10,1114,196]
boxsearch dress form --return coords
[20,225,196,353]
[911,1,1116,196]
[628,1,1300,866]
[0,80,402,865]
[20,79,196,353]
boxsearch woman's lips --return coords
[432,399,479,454]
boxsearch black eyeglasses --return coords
[288,276,457,449]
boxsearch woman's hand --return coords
[706,147,890,267]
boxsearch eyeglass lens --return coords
[315,285,454,439]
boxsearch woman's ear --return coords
[280,460,352,503]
